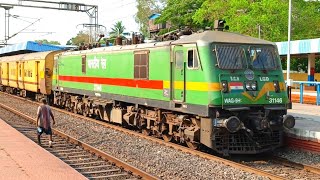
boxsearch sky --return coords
[0,0,139,45]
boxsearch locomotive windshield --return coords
[215,45,246,70]
[214,44,279,70]
[249,46,278,70]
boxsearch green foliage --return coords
[109,21,126,38]
[290,1,320,40]
[135,0,167,36]
[156,0,320,42]
[35,39,60,45]
[68,31,90,45]
[156,0,205,29]
[281,57,320,74]
[193,0,290,41]
[284,57,320,73]
[316,58,320,73]
[193,0,320,42]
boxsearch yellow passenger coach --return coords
[0,51,60,100]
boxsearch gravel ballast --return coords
[0,93,270,179]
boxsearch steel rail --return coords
[0,102,158,180]
[0,92,285,179]
[272,156,320,175]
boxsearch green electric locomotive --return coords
[52,30,295,155]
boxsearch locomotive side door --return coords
[172,45,185,102]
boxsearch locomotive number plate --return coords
[269,98,282,103]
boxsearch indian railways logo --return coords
[244,69,254,80]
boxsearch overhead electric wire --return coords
[99,0,136,12]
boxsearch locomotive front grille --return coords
[213,130,283,155]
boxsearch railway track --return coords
[235,155,320,179]
[2,92,320,179]
[272,156,320,176]
[0,102,157,180]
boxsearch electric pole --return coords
[0,0,99,45]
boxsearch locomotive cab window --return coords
[214,44,246,70]
[134,51,149,79]
[249,46,278,70]
[187,49,199,69]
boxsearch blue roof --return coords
[149,13,161,20]
[0,41,65,56]
[276,38,320,56]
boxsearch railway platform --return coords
[287,103,320,139]
[0,118,86,180]
[286,102,320,152]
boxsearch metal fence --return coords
[289,81,320,105]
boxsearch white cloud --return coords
[0,0,139,45]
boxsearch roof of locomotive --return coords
[60,31,274,56]
[0,51,56,62]
[171,30,274,45]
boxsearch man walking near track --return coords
[36,98,55,147]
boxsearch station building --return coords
[277,38,320,82]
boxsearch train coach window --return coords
[187,49,199,69]
[134,51,149,79]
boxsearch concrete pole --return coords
[286,0,292,82]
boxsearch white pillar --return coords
[308,53,316,81]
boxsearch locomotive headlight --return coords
[245,82,252,91]
[221,80,228,93]
[246,81,257,91]
[273,80,280,93]
[251,81,257,91]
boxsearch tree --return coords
[155,0,205,29]
[155,0,320,42]
[68,31,90,45]
[193,0,320,42]
[35,39,60,45]
[290,0,320,40]
[109,21,126,38]
[135,0,167,36]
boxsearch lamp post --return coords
[286,0,292,82]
